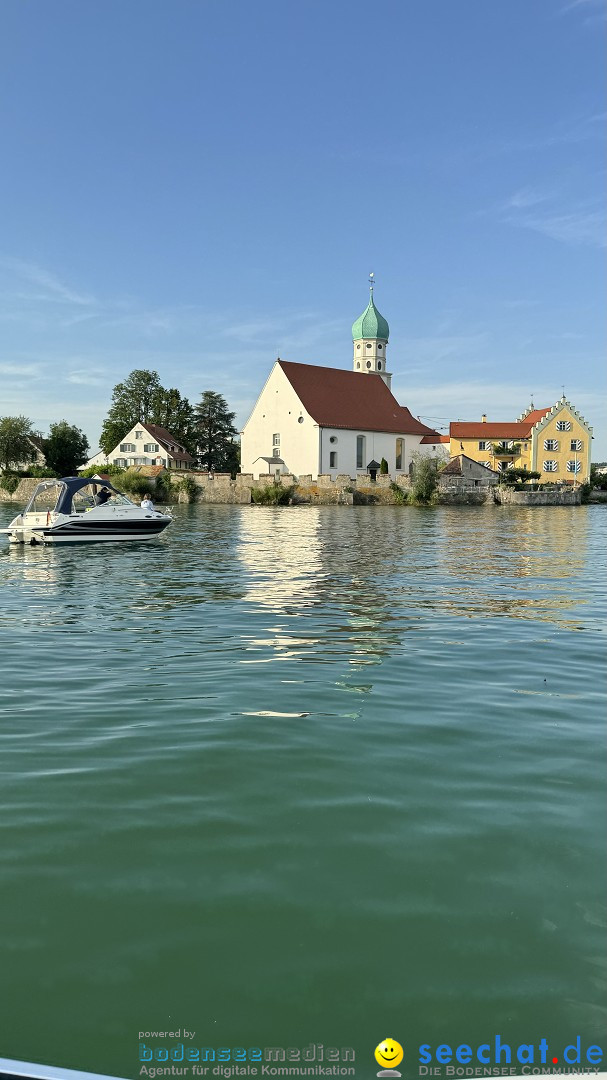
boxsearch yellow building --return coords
[449,397,592,483]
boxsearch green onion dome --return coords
[351,292,390,341]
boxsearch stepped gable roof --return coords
[278,361,439,436]
[143,423,194,463]
[519,407,551,426]
[450,420,534,439]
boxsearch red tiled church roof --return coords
[278,361,440,437]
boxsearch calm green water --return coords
[0,504,605,1078]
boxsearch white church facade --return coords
[241,289,447,479]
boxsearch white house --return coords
[10,436,47,473]
[84,422,194,472]
[241,289,448,479]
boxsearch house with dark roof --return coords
[84,422,194,472]
[241,289,446,479]
[449,398,592,483]
[440,454,499,488]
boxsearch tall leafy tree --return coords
[99,370,196,455]
[193,391,239,473]
[150,387,196,454]
[99,369,163,454]
[0,416,36,472]
[44,421,90,476]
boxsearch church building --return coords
[240,288,446,479]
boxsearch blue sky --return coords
[1,0,605,455]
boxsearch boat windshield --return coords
[24,481,65,514]
[71,487,135,512]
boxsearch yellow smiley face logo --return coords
[375,1039,404,1070]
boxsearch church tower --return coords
[352,279,391,389]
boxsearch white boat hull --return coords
[1,477,172,544]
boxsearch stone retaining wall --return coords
[0,473,587,508]
[0,478,40,503]
[495,486,581,506]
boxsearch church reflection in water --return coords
[236,505,592,676]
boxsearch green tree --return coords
[100,369,163,454]
[0,415,36,472]
[43,421,90,476]
[100,370,197,456]
[500,467,541,485]
[410,452,441,503]
[149,387,196,454]
[193,391,239,472]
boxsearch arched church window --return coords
[377,362,382,370]
[356,362,360,369]
[366,361,371,369]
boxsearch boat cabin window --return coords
[72,489,97,512]
[25,483,65,514]
[71,487,135,512]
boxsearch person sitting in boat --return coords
[140,495,154,511]
[94,487,112,506]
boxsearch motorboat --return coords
[1,477,172,544]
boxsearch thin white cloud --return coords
[0,360,43,379]
[66,370,108,387]
[399,332,490,364]
[492,187,606,249]
[506,187,553,210]
[560,0,607,20]
[0,257,97,306]
[507,207,606,248]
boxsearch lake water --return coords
[0,503,605,1078]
